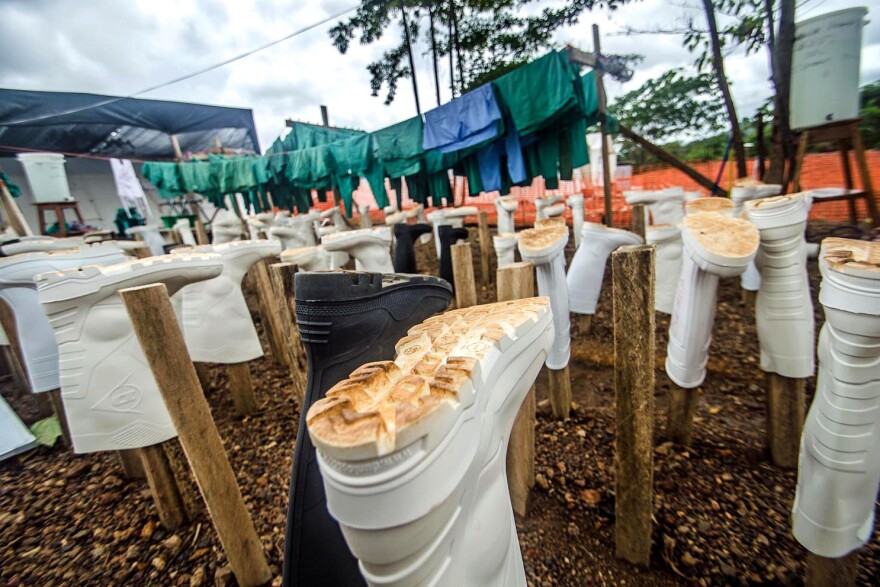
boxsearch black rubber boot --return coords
[392,223,432,273]
[438,225,469,291]
[282,271,453,587]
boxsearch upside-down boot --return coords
[438,226,469,290]
[306,297,553,587]
[567,194,585,248]
[283,271,453,587]
[686,197,734,217]
[518,226,570,371]
[323,228,394,273]
[493,233,518,269]
[392,224,432,274]
[746,193,814,377]
[624,187,686,225]
[177,240,281,363]
[0,237,82,256]
[0,244,127,393]
[495,195,519,235]
[665,213,759,388]
[246,216,267,240]
[358,204,373,228]
[36,253,222,453]
[534,195,563,220]
[411,205,432,245]
[792,238,880,558]
[281,246,350,271]
[174,219,197,246]
[646,224,684,315]
[733,180,781,292]
[566,222,643,316]
[210,210,244,244]
[127,225,166,256]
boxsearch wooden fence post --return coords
[136,444,187,530]
[667,387,698,446]
[477,211,492,289]
[117,448,146,479]
[269,262,308,403]
[451,242,477,308]
[806,551,859,587]
[226,362,259,416]
[498,262,536,517]
[612,244,655,567]
[120,283,272,587]
[767,373,805,469]
[631,203,646,241]
[245,259,289,368]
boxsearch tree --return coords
[860,81,880,150]
[329,0,631,105]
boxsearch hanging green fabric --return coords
[0,171,21,197]
[389,177,404,210]
[284,145,335,189]
[289,122,364,150]
[229,156,257,192]
[424,150,458,206]
[178,160,214,195]
[328,134,386,215]
[141,162,183,199]
[372,116,424,178]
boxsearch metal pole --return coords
[592,24,614,227]
[399,1,422,116]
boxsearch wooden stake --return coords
[269,262,307,403]
[117,448,146,479]
[451,242,477,308]
[194,362,211,391]
[592,24,614,227]
[572,313,593,336]
[46,389,72,447]
[0,176,33,236]
[631,203,646,241]
[226,362,259,417]
[245,259,289,368]
[547,366,572,420]
[1,341,29,395]
[766,373,805,469]
[611,244,655,567]
[136,444,187,530]
[806,551,860,587]
[667,387,698,446]
[497,262,536,517]
[120,283,272,587]
[741,288,757,307]
[130,245,151,259]
[477,211,492,288]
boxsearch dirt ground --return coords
[1,223,878,586]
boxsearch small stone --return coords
[152,557,166,571]
[141,521,155,540]
[681,552,699,567]
[579,489,601,506]
[189,566,206,587]
[214,565,235,587]
[566,522,580,537]
[535,474,549,491]
[163,535,182,552]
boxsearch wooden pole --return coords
[245,259,289,369]
[477,211,492,289]
[547,367,572,420]
[498,262,536,517]
[0,174,34,236]
[756,112,766,181]
[451,242,477,308]
[170,134,210,245]
[631,203,646,240]
[592,24,614,228]
[47,389,72,447]
[667,387,698,446]
[226,362,259,417]
[269,262,308,403]
[136,444,187,530]
[120,283,272,587]
[572,314,593,337]
[428,4,442,106]
[399,1,422,116]
[612,244,655,567]
[806,551,860,587]
[447,0,456,96]
[851,124,880,226]
[117,448,146,479]
[766,373,805,469]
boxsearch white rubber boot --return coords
[0,244,127,393]
[791,238,880,558]
[322,206,348,232]
[246,216,267,240]
[731,179,782,218]
[211,209,244,244]
[495,196,518,235]
[270,214,319,249]
[384,211,407,225]
[127,225,166,256]
[275,210,291,223]
[412,204,432,245]
[322,227,394,273]
[37,253,223,453]
[177,240,281,363]
[625,187,686,225]
[256,211,275,226]
[427,210,449,258]
[358,204,373,228]
[534,195,563,220]
[566,222,643,316]
[686,197,734,217]
[493,233,518,269]
[281,245,347,271]
[174,219,197,246]
[307,297,554,587]
[428,206,477,257]
[518,226,570,370]
[746,193,815,378]
[666,214,759,388]
[646,224,683,315]
[0,238,82,255]
[567,194,585,248]
[541,203,566,223]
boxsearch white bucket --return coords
[790,7,868,130]
[16,153,73,203]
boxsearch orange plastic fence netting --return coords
[306,150,879,228]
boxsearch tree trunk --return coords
[765,0,796,185]
[702,0,748,178]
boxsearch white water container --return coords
[790,7,868,130]
[16,153,73,203]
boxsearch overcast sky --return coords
[0,0,877,151]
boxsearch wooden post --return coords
[246,259,289,369]
[766,373,805,469]
[851,124,880,226]
[806,551,860,587]
[170,134,210,245]
[611,244,655,567]
[120,283,272,587]
[451,242,477,308]
[741,289,757,307]
[1,346,29,395]
[667,387,698,446]
[592,24,614,228]
[477,211,492,289]
[572,314,593,337]
[226,362,259,417]
[547,367,572,420]
[136,443,187,530]
[497,262,536,517]
[269,262,308,403]
[47,389,72,447]
[631,203,646,240]
[117,448,146,479]
[194,362,212,391]
[0,175,34,236]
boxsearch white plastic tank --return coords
[16,153,73,203]
[790,7,868,130]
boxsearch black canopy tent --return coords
[0,89,260,160]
